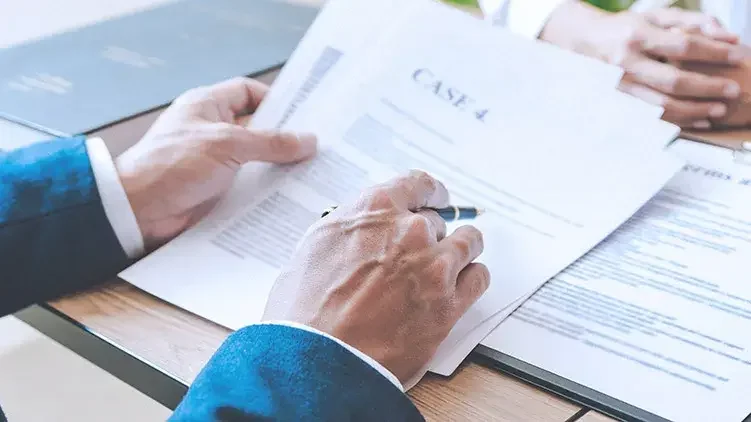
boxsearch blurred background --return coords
[443,0,640,12]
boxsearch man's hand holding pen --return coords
[263,170,490,389]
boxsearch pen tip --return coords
[477,208,486,216]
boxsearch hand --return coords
[541,3,747,129]
[680,55,751,129]
[262,170,490,388]
[116,77,318,250]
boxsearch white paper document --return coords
[485,140,751,422]
[121,0,682,381]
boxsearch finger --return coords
[644,9,738,43]
[452,263,490,317]
[382,170,450,211]
[205,77,270,115]
[439,225,484,274]
[619,80,723,129]
[642,26,743,64]
[217,125,318,164]
[626,57,739,100]
[416,209,447,241]
[696,24,739,44]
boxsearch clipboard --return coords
[471,129,751,422]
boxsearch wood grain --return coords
[50,282,582,420]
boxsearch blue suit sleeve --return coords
[0,136,129,316]
[171,325,425,422]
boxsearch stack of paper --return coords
[484,140,751,421]
[120,0,683,381]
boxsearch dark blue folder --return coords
[0,0,319,135]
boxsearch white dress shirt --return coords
[629,1,751,43]
[478,0,568,38]
[83,136,404,392]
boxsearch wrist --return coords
[114,154,160,250]
[539,1,612,58]
[86,137,146,258]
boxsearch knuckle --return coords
[625,27,645,50]
[361,188,395,211]
[408,169,431,181]
[409,169,437,192]
[452,237,472,260]
[677,35,693,56]
[665,69,685,94]
[661,96,677,110]
[613,50,637,68]
[406,214,432,240]
[431,255,453,279]
[454,226,484,259]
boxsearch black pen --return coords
[321,205,484,222]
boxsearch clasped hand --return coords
[544,5,750,129]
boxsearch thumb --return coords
[220,125,318,164]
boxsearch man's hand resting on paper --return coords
[114,77,318,250]
[540,2,748,129]
[262,170,491,389]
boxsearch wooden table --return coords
[22,282,605,421]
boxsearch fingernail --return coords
[725,82,741,98]
[692,120,712,130]
[709,104,728,118]
[296,133,318,155]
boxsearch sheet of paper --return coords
[121,0,682,380]
[484,139,751,422]
[431,293,524,375]
[428,112,676,374]
[253,0,626,134]
[251,0,420,130]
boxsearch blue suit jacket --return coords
[0,137,423,421]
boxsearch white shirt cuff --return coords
[480,0,568,39]
[85,137,145,259]
[259,321,404,392]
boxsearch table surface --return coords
[0,0,661,421]
[48,283,600,421]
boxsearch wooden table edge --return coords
[14,303,189,410]
[13,280,587,421]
